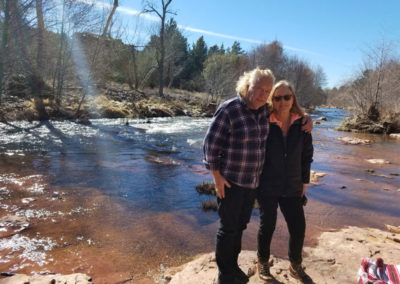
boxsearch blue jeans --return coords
[215,183,256,283]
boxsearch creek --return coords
[0,108,399,281]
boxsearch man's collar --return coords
[237,94,247,106]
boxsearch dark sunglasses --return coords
[273,94,292,102]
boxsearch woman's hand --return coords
[212,170,231,199]
[301,114,313,133]
[302,184,307,197]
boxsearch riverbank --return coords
[0,82,216,122]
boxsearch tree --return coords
[178,35,207,91]
[230,41,244,55]
[188,36,207,76]
[136,37,158,89]
[102,0,118,38]
[248,40,328,107]
[208,44,220,57]
[163,18,187,88]
[285,56,315,107]
[248,41,286,80]
[203,53,248,103]
[8,0,48,119]
[347,41,400,117]
[50,0,98,107]
[34,0,48,119]
[143,0,175,97]
[0,0,10,104]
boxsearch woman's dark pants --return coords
[257,196,306,265]
[216,183,256,284]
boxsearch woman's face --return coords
[272,86,294,113]
[246,79,273,110]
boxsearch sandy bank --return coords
[159,226,400,284]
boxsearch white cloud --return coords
[177,25,263,44]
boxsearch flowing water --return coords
[0,109,399,282]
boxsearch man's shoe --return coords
[234,266,249,282]
[289,263,313,284]
[257,259,273,281]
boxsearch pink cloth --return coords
[269,112,301,129]
[358,258,400,284]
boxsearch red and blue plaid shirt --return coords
[203,94,270,189]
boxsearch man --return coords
[203,68,312,283]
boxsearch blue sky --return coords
[86,0,400,88]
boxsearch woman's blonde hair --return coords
[268,80,304,116]
[236,67,275,99]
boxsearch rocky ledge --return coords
[0,273,91,284]
[159,226,400,284]
[335,113,400,134]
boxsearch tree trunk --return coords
[131,46,139,89]
[9,0,48,120]
[158,13,165,97]
[0,0,10,105]
[144,0,174,98]
[34,0,48,120]
[102,0,118,38]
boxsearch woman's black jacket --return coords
[258,117,314,197]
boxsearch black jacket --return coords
[259,117,313,197]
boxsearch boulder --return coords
[0,215,29,236]
[338,137,372,145]
[366,159,390,164]
[310,170,327,184]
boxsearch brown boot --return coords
[289,262,313,284]
[257,258,273,282]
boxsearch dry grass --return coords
[92,95,132,118]
[201,199,218,211]
[195,181,216,196]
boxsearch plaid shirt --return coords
[203,94,270,189]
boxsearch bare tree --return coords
[8,0,48,119]
[348,40,399,119]
[34,0,48,119]
[102,0,118,37]
[143,0,175,97]
[203,53,248,103]
[0,0,10,104]
[248,41,286,80]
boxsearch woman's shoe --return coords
[257,258,273,281]
[289,262,313,284]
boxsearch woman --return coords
[257,80,314,283]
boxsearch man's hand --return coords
[212,170,231,199]
[301,114,313,133]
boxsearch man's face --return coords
[246,79,273,110]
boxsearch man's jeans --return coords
[216,183,256,283]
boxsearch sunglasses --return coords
[273,94,292,102]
